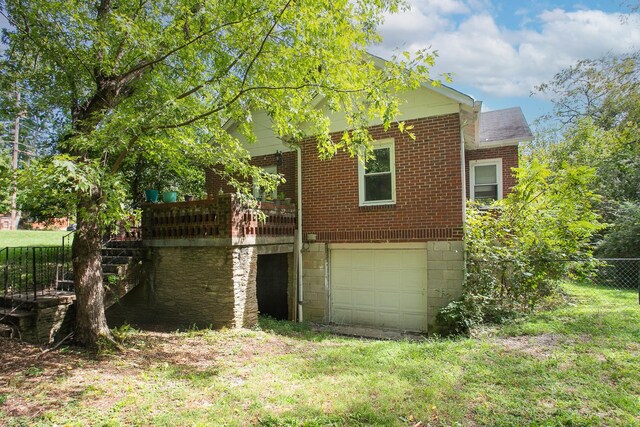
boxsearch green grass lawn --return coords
[1,282,639,426]
[0,230,69,248]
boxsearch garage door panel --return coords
[332,289,352,306]
[351,250,375,268]
[330,248,428,331]
[351,269,374,288]
[375,250,403,266]
[352,309,376,325]
[332,308,352,324]
[401,313,427,331]
[374,271,401,289]
[377,311,402,328]
[375,291,400,310]
[353,290,375,307]
[331,251,351,267]
[402,251,427,268]
[331,267,352,285]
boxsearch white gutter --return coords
[296,146,304,322]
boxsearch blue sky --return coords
[372,0,640,126]
[2,2,639,127]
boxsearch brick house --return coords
[198,85,532,333]
[117,71,531,334]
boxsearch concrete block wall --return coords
[301,243,327,322]
[426,241,465,328]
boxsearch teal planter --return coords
[144,189,159,203]
[162,191,177,203]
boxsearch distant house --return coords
[112,63,532,335]
[0,214,11,230]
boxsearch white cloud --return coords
[372,3,640,99]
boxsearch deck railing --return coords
[142,194,296,241]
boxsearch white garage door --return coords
[330,248,428,331]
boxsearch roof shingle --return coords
[479,107,533,143]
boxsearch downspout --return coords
[460,104,471,287]
[460,108,467,224]
[296,146,304,322]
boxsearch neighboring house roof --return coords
[478,107,533,145]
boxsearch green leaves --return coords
[438,159,605,335]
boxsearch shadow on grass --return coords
[257,316,336,342]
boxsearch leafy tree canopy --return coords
[535,52,640,129]
[0,0,434,348]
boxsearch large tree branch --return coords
[110,134,140,174]
[157,82,370,130]
[238,0,294,91]
[174,50,248,100]
[117,8,265,84]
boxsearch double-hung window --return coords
[469,158,502,203]
[358,139,396,206]
[253,165,278,201]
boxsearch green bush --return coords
[437,160,604,335]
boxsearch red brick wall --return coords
[302,113,464,242]
[205,151,298,204]
[465,145,519,198]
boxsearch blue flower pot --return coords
[162,191,177,203]
[144,189,159,203]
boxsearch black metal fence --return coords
[1,232,74,301]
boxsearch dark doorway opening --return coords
[256,253,289,320]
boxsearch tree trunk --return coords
[72,186,112,348]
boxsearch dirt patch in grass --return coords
[493,333,567,357]
[0,329,312,421]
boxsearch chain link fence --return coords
[591,258,640,291]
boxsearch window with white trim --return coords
[358,139,396,206]
[253,165,278,201]
[469,158,502,203]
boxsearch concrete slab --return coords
[311,323,427,341]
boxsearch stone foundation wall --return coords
[3,296,76,344]
[426,241,465,329]
[107,245,258,329]
[301,243,327,321]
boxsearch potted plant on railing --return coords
[162,186,178,203]
[144,189,159,203]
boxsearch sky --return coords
[371,0,640,125]
[2,2,639,127]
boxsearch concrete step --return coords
[101,247,142,257]
[0,306,35,319]
[102,264,124,274]
[104,240,142,249]
[56,279,75,290]
[102,255,134,265]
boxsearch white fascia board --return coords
[466,137,532,150]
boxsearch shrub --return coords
[437,160,604,335]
